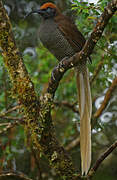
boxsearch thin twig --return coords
[0,120,24,135]
[0,171,32,180]
[0,105,21,116]
[0,115,23,120]
[54,96,98,114]
[54,100,78,113]
[88,141,117,177]
[94,76,117,118]
[96,44,117,59]
[0,122,11,126]
[90,55,105,85]
[65,137,80,151]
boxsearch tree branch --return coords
[90,54,105,85]
[88,141,117,177]
[0,120,24,135]
[94,76,117,118]
[0,171,32,180]
[0,105,21,116]
[54,100,78,113]
[65,137,80,151]
[47,0,117,96]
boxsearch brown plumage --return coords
[27,2,92,175]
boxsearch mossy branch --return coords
[0,1,78,179]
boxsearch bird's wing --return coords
[55,14,86,52]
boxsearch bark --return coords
[0,1,78,179]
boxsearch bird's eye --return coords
[46,7,52,13]
[46,7,56,14]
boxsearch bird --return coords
[26,2,92,175]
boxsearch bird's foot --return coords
[51,66,57,81]
[58,56,69,69]
[51,57,69,81]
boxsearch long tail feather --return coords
[76,67,92,175]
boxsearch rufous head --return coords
[25,2,60,19]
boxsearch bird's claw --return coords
[59,56,69,68]
[51,66,57,81]
[51,57,68,81]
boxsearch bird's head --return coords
[26,2,60,19]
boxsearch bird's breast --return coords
[39,19,75,61]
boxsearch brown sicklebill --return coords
[26,2,92,175]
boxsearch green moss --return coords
[0,2,79,179]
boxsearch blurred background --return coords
[0,0,117,179]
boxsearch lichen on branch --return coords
[0,1,78,179]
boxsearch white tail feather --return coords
[76,67,92,175]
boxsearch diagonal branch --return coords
[88,141,117,177]
[0,171,32,180]
[94,76,117,118]
[47,0,117,97]
[0,105,21,115]
[90,54,105,85]
[54,100,78,113]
